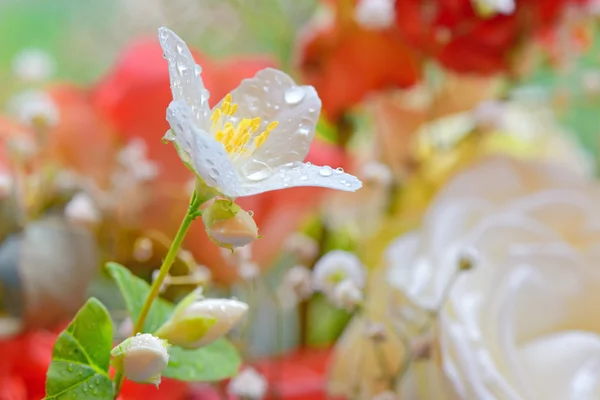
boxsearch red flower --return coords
[0,331,55,400]
[297,1,421,121]
[394,0,573,75]
[92,37,347,284]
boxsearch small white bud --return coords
[64,192,100,225]
[284,233,319,263]
[361,161,393,187]
[354,0,395,30]
[228,367,268,400]
[277,265,314,309]
[155,289,249,349]
[0,173,13,199]
[111,333,170,386]
[118,138,159,181]
[133,237,154,262]
[472,0,515,17]
[313,250,366,297]
[238,261,260,281]
[7,90,59,128]
[364,321,387,342]
[332,280,363,311]
[11,48,56,82]
[372,391,399,400]
[473,100,507,130]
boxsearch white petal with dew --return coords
[214,68,321,170]
[159,27,211,130]
[235,162,362,197]
[166,101,241,194]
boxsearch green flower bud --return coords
[154,288,248,349]
[202,199,259,250]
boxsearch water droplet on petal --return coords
[242,160,272,181]
[284,87,306,105]
[176,44,184,54]
[176,61,188,75]
[300,174,309,181]
[297,127,310,136]
[319,166,333,176]
[306,162,312,166]
[335,167,344,173]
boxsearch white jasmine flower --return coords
[11,48,56,82]
[332,280,363,311]
[159,27,362,198]
[155,289,249,348]
[7,90,59,128]
[228,367,268,400]
[64,192,100,225]
[313,250,366,296]
[361,161,393,186]
[111,333,170,386]
[354,0,395,30]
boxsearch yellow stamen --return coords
[266,121,279,131]
[250,117,261,132]
[213,92,278,158]
[211,109,221,128]
[221,101,231,115]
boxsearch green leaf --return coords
[105,262,172,333]
[44,298,114,400]
[165,339,241,382]
[105,262,241,381]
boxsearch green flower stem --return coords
[113,371,124,394]
[114,190,202,397]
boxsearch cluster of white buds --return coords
[277,265,314,309]
[7,90,59,129]
[64,192,101,226]
[312,250,366,311]
[117,138,160,182]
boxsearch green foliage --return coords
[106,262,241,382]
[44,298,114,400]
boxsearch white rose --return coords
[387,156,600,399]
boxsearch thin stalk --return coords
[113,191,200,397]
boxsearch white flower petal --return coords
[158,27,211,130]
[214,68,321,170]
[233,162,362,197]
[166,101,241,194]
